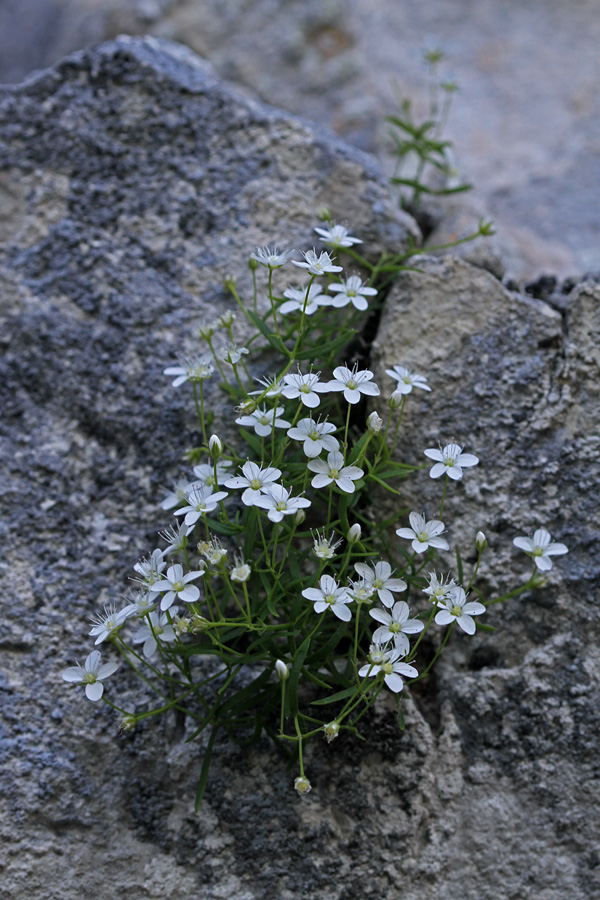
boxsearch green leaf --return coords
[396,696,405,731]
[455,547,464,584]
[287,635,311,715]
[246,310,289,356]
[294,330,356,360]
[311,686,357,706]
[475,622,496,633]
[195,724,219,810]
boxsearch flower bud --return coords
[208,434,222,458]
[190,614,210,632]
[275,659,290,681]
[248,256,259,271]
[217,311,236,329]
[294,509,306,526]
[231,562,251,583]
[367,410,383,434]
[389,390,404,410]
[323,721,340,743]
[223,274,237,291]
[347,523,362,544]
[475,531,488,551]
[294,775,312,795]
[316,205,332,223]
[119,715,137,732]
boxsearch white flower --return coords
[423,572,457,607]
[192,460,233,489]
[312,530,342,560]
[513,528,568,571]
[281,371,329,409]
[250,375,285,398]
[275,659,290,681]
[287,417,339,458]
[88,604,129,644]
[235,404,291,436]
[424,443,479,480]
[314,223,362,248]
[62,650,118,701]
[294,775,312,795]
[347,577,375,604]
[132,549,166,588]
[385,365,431,394]
[347,523,362,544]
[231,559,251,582]
[250,245,294,269]
[367,411,383,434]
[325,364,380,404]
[302,574,352,621]
[208,434,223,458]
[133,611,177,659]
[280,283,327,316]
[292,249,343,276]
[198,537,228,565]
[369,601,424,655]
[217,311,236,328]
[149,563,205,611]
[225,461,282,506]
[396,512,450,553]
[174,485,229,527]
[164,355,214,386]
[254,484,311,523]
[353,561,407,608]
[434,586,486,634]
[308,451,364,494]
[358,644,418,693]
[323,721,340,742]
[328,275,377,312]
[161,477,194,510]
[121,590,158,619]
[221,343,249,365]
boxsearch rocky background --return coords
[0,28,598,900]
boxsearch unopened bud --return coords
[223,274,237,291]
[248,256,259,271]
[347,523,362,544]
[119,715,137,732]
[475,531,488,551]
[323,721,340,743]
[208,434,222,458]
[275,659,290,681]
[367,410,383,434]
[294,775,312,795]
[316,206,332,223]
[294,508,306,526]
[190,614,210,632]
[389,390,404,410]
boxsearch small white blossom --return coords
[208,434,223,458]
[513,528,568,571]
[133,610,177,659]
[161,477,194,510]
[423,572,457,606]
[132,549,166,589]
[192,460,233,489]
[367,411,383,434]
[347,577,375,604]
[251,245,294,269]
[434,586,486,634]
[217,311,236,328]
[255,484,311,523]
[235,405,291,436]
[294,775,312,795]
[198,537,228,566]
[328,275,377,312]
[287,417,339,458]
[250,375,285,398]
[312,530,342,560]
[62,650,118,702]
[149,563,205,611]
[88,604,129,645]
[476,531,488,551]
[353,561,406,608]
[281,371,329,409]
[275,659,290,681]
[385,365,431,394]
[280,283,327,316]
[358,644,418,693]
[225,461,282,506]
[314,223,362,248]
[369,601,424,655]
[230,554,251,582]
[302,574,352,621]
[396,512,450,553]
[325,364,380,404]
[424,443,479,480]
[292,249,343,276]
[347,523,362,544]
[174,485,229,527]
[121,590,158,619]
[323,721,340,742]
[164,355,214,386]
[308,451,364,494]
[159,522,190,556]
[221,343,249,365]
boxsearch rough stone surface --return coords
[1,36,598,900]
[2,0,600,278]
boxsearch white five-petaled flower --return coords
[235,404,291,436]
[396,512,450,554]
[307,451,364,493]
[292,249,343,276]
[286,417,339,458]
[88,604,129,645]
[121,590,158,619]
[132,549,166,588]
[423,572,457,607]
[312,530,343,560]
[161,477,194,510]
[314,223,363,248]
[133,610,177,659]
[369,601,424,655]
[222,343,249,365]
[198,537,228,566]
[347,577,375,604]
[358,644,418,693]
[149,563,205,611]
[513,528,568,571]
[434,586,486,634]
[302,574,352,621]
[225,461,282,506]
[62,650,118,702]
[424,443,479,480]
[174,485,229,527]
[280,283,327,316]
[328,275,377,312]
[353,561,407,608]
[250,245,294,269]
[250,375,285,398]
[385,365,431,394]
[164,355,214,386]
[254,484,311,523]
[281,371,330,409]
[231,557,251,582]
[326,364,380,404]
[192,460,233,489]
